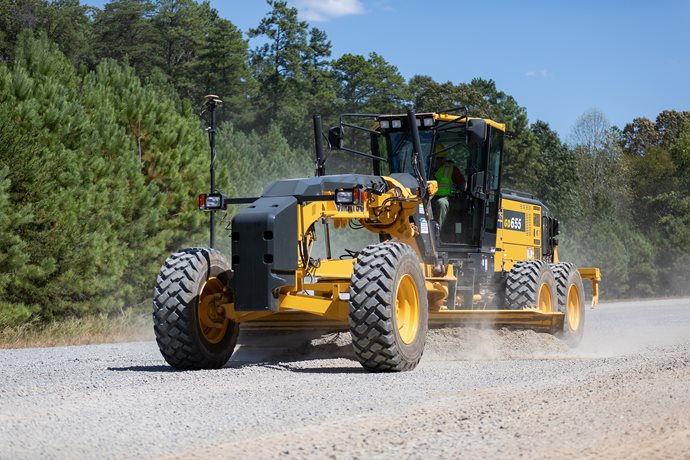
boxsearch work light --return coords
[198,193,224,210]
[205,194,222,208]
[335,190,354,204]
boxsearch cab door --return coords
[434,122,503,251]
[480,126,504,249]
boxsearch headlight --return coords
[391,119,402,129]
[335,190,354,204]
[205,194,222,208]
[379,120,390,129]
[335,187,365,205]
[199,193,224,210]
[423,117,434,127]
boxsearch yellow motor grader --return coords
[152,98,600,372]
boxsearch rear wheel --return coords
[551,262,585,347]
[349,242,428,372]
[505,260,557,312]
[153,248,238,370]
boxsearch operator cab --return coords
[374,113,505,252]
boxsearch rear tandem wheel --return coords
[550,262,586,347]
[505,260,557,314]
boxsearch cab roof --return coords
[377,112,506,132]
[433,112,506,132]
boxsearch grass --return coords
[0,310,153,349]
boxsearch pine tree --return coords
[332,52,408,114]
[0,125,39,326]
[153,0,210,99]
[0,32,210,323]
[248,0,335,147]
[93,0,163,78]
[195,13,254,127]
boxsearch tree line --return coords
[0,0,689,327]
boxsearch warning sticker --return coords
[420,218,429,234]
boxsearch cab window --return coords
[484,127,503,233]
[385,131,434,175]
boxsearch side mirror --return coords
[467,119,487,144]
[470,171,486,199]
[328,126,343,150]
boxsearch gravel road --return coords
[1,298,689,459]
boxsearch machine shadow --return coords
[107,361,364,374]
[224,341,363,373]
[224,360,365,374]
[107,340,362,374]
[107,365,176,373]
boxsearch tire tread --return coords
[153,248,237,370]
[349,242,426,372]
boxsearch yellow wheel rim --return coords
[197,277,230,345]
[567,284,581,330]
[395,274,420,345]
[538,282,553,313]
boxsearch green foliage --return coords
[215,122,312,196]
[0,149,38,326]
[92,0,162,77]
[247,0,334,147]
[0,33,206,326]
[196,13,253,126]
[333,52,408,114]
[248,0,310,118]
[0,0,94,65]
[560,218,657,298]
[211,122,313,255]
[529,121,579,220]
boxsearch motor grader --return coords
[152,98,601,372]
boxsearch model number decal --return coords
[503,210,525,231]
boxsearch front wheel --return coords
[153,248,238,370]
[349,242,428,372]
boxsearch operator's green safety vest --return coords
[435,163,454,197]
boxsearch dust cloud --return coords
[235,326,575,364]
[232,299,690,365]
[424,327,571,361]
[575,299,690,358]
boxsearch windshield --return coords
[386,131,434,175]
[435,129,479,178]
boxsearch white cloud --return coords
[525,69,548,78]
[294,0,366,22]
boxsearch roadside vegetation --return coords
[1,0,689,346]
[0,309,150,348]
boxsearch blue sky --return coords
[84,0,690,138]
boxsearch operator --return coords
[432,144,466,228]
